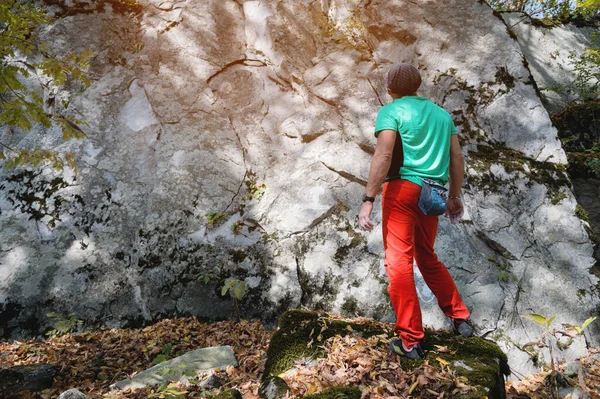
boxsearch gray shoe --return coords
[389,338,425,359]
[453,319,473,337]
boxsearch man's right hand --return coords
[359,201,375,231]
[445,197,464,224]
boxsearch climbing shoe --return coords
[389,338,425,360]
[453,319,474,337]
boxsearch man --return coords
[358,63,472,360]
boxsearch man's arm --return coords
[448,135,464,197]
[446,134,464,223]
[359,129,396,231]
[365,129,396,196]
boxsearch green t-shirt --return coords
[374,96,457,186]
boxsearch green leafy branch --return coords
[0,1,91,169]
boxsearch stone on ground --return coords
[111,346,237,391]
[258,376,290,399]
[0,364,60,394]
[57,388,89,399]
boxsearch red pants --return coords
[382,179,470,347]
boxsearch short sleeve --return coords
[374,105,398,137]
[450,120,457,135]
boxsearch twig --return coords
[0,141,16,152]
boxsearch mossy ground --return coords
[262,310,387,378]
[214,389,242,399]
[303,386,361,399]
[264,310,508,398]
[399,329,509,399]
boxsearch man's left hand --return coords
[359,201,375,231]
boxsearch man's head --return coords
[386,63,421,97]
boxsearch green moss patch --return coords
[264,311,508,399]
[263,310,388,378]
[303,386,362,399]
[399,329,509,398]
[46,0,143,16]
[467,142,570,198]
[214,389,242,399]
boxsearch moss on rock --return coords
[467,142,570,197]
[302,386,362,399]
[263,311,509,399]
[397,329,509,399]
[262,310,387,378]
[576,204,590,221]
[215,389,243,399]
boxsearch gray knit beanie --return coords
[387,63,421,96]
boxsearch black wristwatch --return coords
[362,194,375,203]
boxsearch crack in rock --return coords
[206,58,267,86]
[222,117,249,214]
[475,230,518,260]
[320,162,367,186]
[366,76,383,107]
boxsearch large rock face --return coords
[0,0,598,376]
[501,12,599,112]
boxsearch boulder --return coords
[197,373,222,389]
[500,12,599,112]
[258,376,290,399]
[112,346,237,391]
[0,0,598,378]
[0,364,60,394]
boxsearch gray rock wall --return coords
[0,0,598,377]
[501,12,599,112]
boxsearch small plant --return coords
[230,220,244,235]
[569,44,600,101]
[488,258,518,284]
[587,158,600,178]
[206,211,224,226]
[157,364,196,379]
[147,382,187,399]
[46,312,83,337]
[195,272,214,284]
[522,313,597,398]
[222,278,246,301]
[262,231,279,243]
[151,343,173,365]
[222,277,247,321]
[244,170,266,201]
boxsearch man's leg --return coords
[382,180,423,347]
[413,215,470,321]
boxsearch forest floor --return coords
[1,317,600,399]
